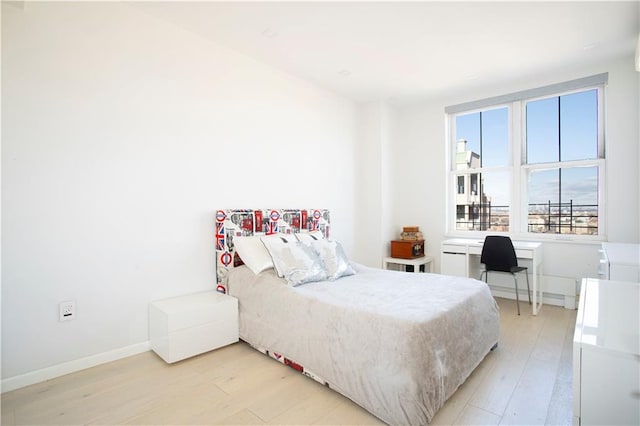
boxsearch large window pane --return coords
[562,167,599,235]
[480,108,509,167]
[526,97,559,164]
[560,90,598,161]
[528,169,559,205]
[527,89,598,164]
[527,167,598,235]
[455,107,508,168]
[456,112,480,161]
[455,171,509,232]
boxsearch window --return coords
[457,176,465,194]
[453,107,509,232]
[446,74,606,238]
[524,89,601,235]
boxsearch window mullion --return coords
[511,101,522,235]
[598,85,605,159]
[522,159,603,171]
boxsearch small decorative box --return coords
[390,240,425,259]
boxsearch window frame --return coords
[446,80,606,241]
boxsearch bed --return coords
[215,209,500,424]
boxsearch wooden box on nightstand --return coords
[149,291,238,363]
[390,239,425,259]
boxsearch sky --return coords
[455,89,598,207]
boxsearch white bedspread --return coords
[227,263,500,424]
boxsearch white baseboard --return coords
[491,287,568,308]
[486,274,578,310]
[1,341,150,393]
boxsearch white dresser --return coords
[573,278,640,425]
[599,243,640,281]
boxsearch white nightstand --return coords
[383,256,433,273]
[149,291,239,363]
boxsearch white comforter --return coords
[227,263,500,424]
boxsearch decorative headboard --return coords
[215,209,330,293]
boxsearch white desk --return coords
[441,238,544,315]
[383,256,433,273]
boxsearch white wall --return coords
[388,101,446,261]
[391,56,639,298]
[353,101,395,267]
[1,2,358,385]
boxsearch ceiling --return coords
[134,1,639,103]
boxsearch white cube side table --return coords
[149,291,238,363]
[383,256,433,273]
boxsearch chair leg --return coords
[525,271,532,305]
[512,273,521,315]
[479,270,486,282]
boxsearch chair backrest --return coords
[480,236,518,272]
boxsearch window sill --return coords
[444,231,605,246]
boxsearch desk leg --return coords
[532,260,543,315]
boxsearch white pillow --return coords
[259,234,298,277]
[311,239,356,281]
[233,235,274,275]
[295,230,324,243]
[261,236,328,286]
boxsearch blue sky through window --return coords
[455,107,508,168]
[527,89,598,163]
[528,167,598,205]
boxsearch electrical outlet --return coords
[59,300,75,322]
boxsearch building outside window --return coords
[446,74,606,238]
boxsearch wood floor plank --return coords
[2,351,164,410]
[1,405,16,426]
[245,368,331,422]
[13,353,202,425]
[530,303,572,363]
[266,381,345,425]
[544,311,576,426]
[312,398,385,425]
[430,349,499,424]
[94,377,228,425]
[213,408,265,425]
[468,308,545,416]
[499,356,559,425]
[454,404,501,425]
[20,369,203,424]
[123,391,245,425]
[208,351,289,396]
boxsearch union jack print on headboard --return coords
[214,209,330,293]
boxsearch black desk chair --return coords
[479,236,531,315]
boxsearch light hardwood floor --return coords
[1,297,576,425]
